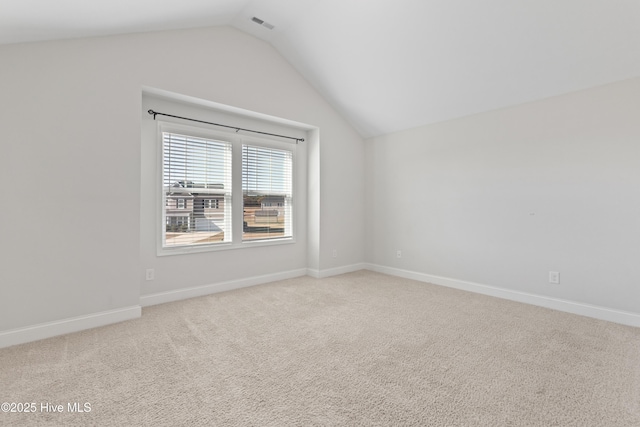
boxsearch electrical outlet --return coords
[548,271,559,284]
[396,250,402,258]
[146,269,155,281]
[332,249,337,258]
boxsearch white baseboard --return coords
[141,268,308,307]
[365,263,640,328]
[307,263,367,279]
[0,306,141,349]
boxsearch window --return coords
[159,123,295,254]
[162,131,232,248]
[242,145,293,241]
[204,199,219,209]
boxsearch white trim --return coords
[0,306,141,349]
[141,268,308,307]
[307,269,321,278]
[307,263,367,279]
[364,263,640,328]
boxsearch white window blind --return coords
[242,144,293,241]
[163,132,232,248]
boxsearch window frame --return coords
[156,121,297,257]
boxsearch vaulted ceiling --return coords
[3,0,639,137]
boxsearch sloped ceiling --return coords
[2,0,640,137]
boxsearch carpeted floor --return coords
[1,270,639,426]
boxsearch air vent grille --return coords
[251,17,275,30]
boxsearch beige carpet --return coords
[1,270,639,426]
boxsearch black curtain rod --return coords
[148,109,304,143]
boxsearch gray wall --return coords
[0,26,365,335]
[365,77,640,315]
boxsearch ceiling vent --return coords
[251,17,275,30]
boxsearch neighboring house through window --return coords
[162,130,232,249]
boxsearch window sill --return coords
[157,237,296,257]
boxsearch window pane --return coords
[242,145,293,241]
[163,132,232,247]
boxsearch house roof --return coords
[3,0,639,138]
